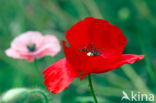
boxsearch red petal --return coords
[43,58,80,94]
[63,40,144,77]
[95,54,144,73]
[66,17,127,54]
[66,17,93,48]
[63,41,121,73]
[80,54,144,79]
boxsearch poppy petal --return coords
[98,54,144,73]
[43,58,80,94]
[66,18,92,48]
[63,41,122,73]
[86,17,127,51]
[66,17,127,54]
[79,54,144,79]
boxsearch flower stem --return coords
[34,59,43,86]
[34,59,41,75]
[88,74,98,103]
[30,89,48,103]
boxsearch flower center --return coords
[86,51,101,56]
[27,43,36,52]
[79,44,101,56]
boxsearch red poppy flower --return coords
[43,17,144,94]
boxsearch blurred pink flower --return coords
[5,31,61,62]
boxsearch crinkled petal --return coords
[43,58,80,94]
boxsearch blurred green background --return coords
[0,0,156,103]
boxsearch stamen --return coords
[79,44,101,56]
[92,50,101,56]
[27,44,36,52]
[87,52,94,56]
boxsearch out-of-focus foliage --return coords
[0,0,156,103]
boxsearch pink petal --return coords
[11,31,43,53]
[5,49,22,59]
[35,35,61,58]
[5,48,35,62]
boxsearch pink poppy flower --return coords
[5,31,61,62]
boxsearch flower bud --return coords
[1,88,29,103]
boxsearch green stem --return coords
[30,89,48,103]
[34,59,43,86]
[88,74,98,103]
[34,59,41,74]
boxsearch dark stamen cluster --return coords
[27,44,36,52]
[79,44,101,56]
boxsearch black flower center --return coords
[79,44,101,56]
[27,44,36,52]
